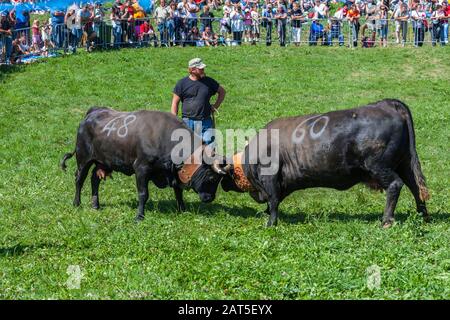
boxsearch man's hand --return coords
[171,93,181,116]
[212,86,226,112]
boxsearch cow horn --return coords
[212,159,227,175]
[223,163,233,173]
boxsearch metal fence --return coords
[1,16,448,64]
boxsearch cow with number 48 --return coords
[60,107,230,221]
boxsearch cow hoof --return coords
[134,215,144,223]
[92,204,100,210]
[266,220,278,227]
[73,200,81,207]
[423,215,431,223]
[382,221,393,229]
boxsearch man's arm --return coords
[171,93,181,116]
[212,86,226,112]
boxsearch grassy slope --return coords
[0,46,449,299]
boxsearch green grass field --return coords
[0,46,449,299]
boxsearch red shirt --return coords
[140,23,149,34]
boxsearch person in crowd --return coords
[50,6,66,48]
[202,25,218,46]
[376,2,388,48]
[312,0,328,19]
[361,0,376,39]
[154,0,170,46]
[41,22,55,52]
[243,7,252,42]
[173,2,187,46]
[79,3,96,51]
[186,0,200,30]
[230,4,244,44]
[200,4,214,33]
[10,38,24,64]
[274,5,287,46]
[250,4,260,44]
[393,2,409,46]
[186,25,201,45]
[289,1,304,46]
[111,4,123,49]
[328,4,345,46]
[31,19,41,52]
[443,1,450,44]
[347,3,360,47]
[220,10,231,41]
[309,17,326,45]
[93,2,105,48]
[410,2,427,47]
[262,3,274,46]
[166,2,176,46]
[139,18,158,46]
[431,4,446,46]
[11,4,30,41]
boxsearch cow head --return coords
[220,172,243,193]
[177,148,231,203]
[189,160,231,202]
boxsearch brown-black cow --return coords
[220,99,430,227]
[61,107,228,221]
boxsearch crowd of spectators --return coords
[1,0,449,64]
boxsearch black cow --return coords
[220,99,430,227]
[61,107,228,220]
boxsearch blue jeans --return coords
[71,28,82,53]
[113,25,122,48]
[183,117,214,145]
[158,21,174,45]
[444,23,448,43]
[52,23,65,48]
[0,35,12,61]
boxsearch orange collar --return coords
[232,152,256,192]
[178,147,203,185]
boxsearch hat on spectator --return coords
[188,58,206,69]
[177,2,184,9]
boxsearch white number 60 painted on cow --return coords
[291,115,329,144]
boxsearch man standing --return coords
[171,58,226,145]
[154,0,170,46]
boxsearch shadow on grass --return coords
[0,243,64,258]
[113,198,450,225]
[116,199,260,220]
[0,64,25,82]
[278,211,450,225]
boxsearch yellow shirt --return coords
[133,3,145,19]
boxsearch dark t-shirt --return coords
[291,9,303,28]
[173,76,220,120]
[200,12,214,29]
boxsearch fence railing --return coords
[1,16,448,64]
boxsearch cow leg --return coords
[372,169,404,228]
[173,186,186,212]
[260,176,281,227]
[267,198,280,227]
[134,165,151,221]
[91,166,101,209]
[397,165,430,222]
[73,162,93,207]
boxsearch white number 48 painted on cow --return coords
[102,115,137,138]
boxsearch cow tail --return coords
[394,100,430,201]
[60,151,75,172]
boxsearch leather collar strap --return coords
[232,152,256,192]
[178,146,204,185]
